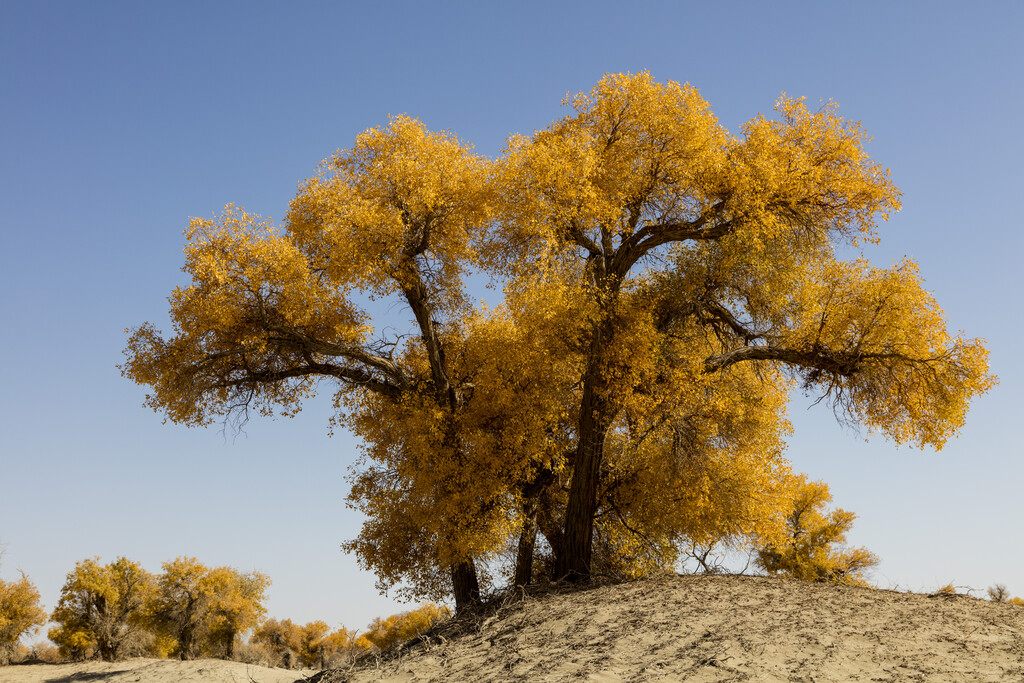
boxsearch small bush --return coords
[987,584,1010,603]
[27,642,62,664]
[231,640,271,666]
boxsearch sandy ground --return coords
[333,574,1024,682]
[4,575,1023,681]
[0,658,315,683]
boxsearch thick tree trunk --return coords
[451,559,480,613]
[556,363,612,581]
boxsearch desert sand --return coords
[4,574,1024,682]
[333,574,1024,682]
[0,658,315,683]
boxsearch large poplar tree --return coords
[123,73,993,602]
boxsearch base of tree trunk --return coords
[452,560,481,612]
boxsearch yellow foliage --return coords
[361,603,450,651]
[1009,597,1024,607]
[123,71,994,595]
[756,476,879,585]
[0,571,47,665]
[250,617,359,668]
[251,617,302,668]
[204,566,270,658]
[148,557,269,660]
[49,556,154,662]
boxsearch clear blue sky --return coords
[2,0,1021,638]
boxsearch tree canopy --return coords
[49,557,154,661]
[0,571,46,665]
[123,72,994,609]
[146,557,269,660]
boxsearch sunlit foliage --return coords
[204,566,270,659]
[123,72,994,599]
[0,571,47,665]
[49,557,154,661]
[360,603,450,651]
[755,476,879,585]
[147,557,268,660]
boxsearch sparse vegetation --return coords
[987,583,1010,602]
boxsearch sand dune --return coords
[333,574,1024,682]
[4,575,1023,681]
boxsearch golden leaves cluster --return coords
[0,572,47,662]
[755,476,880,585]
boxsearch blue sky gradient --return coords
[2,1,1021,636]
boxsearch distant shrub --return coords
[27,642,62,664]
[936,583,957,595]
[987,584,1010,603]
[1008,597,1024,607]
[231,640,271,666]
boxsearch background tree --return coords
[755,475,879,585]
[48,557,154,662]
[319,626,365,666]
[0,571,47,665]
[296,620,330,668]
[251,617,302,668]
[147,558,269,660]
[204,567,270,659]
[148,557,211,659]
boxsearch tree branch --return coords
[703,344,946,377]
[213,361,402,399]
[611,200,731,279]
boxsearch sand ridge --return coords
[3,575,1023,682]
[332,574,1024,682]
